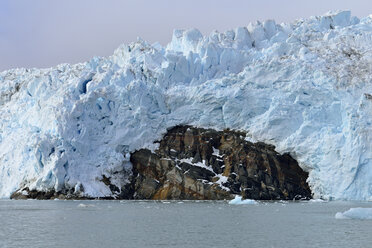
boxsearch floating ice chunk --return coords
[77,203,95,208]
[335,208,372,219]
[308,199,327,203]
[228,195,258,205]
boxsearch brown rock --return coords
[129,125,312,200]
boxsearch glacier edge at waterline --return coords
[1,10,372,200]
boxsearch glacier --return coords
[1,10,372,200]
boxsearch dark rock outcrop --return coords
[10,187,93,200]
[11,126,312,200]
[128,126,311,200]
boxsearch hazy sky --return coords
[0,0,371,71]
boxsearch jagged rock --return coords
[129,126,311,200]
[10,187,93,200]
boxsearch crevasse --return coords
[1,10,372,200]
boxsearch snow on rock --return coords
[1,11,372,200]
[228,195,258,205]
[335,208,372,219]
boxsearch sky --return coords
[0,0,371,71]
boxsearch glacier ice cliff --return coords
[1,10,372,200]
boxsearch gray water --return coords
[0,200,372,248]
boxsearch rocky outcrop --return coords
[10,188,91,200]
[128,126,311,200]
[11,126,311,200]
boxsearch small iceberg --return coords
[308,199,327,203]
[228,195,257,205]
[77,203,95,208]
[335,208,372,220]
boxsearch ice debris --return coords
[228,196,258,205]
[335,208,372,220]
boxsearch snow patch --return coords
[214,174,230,191]
[212,147,223,158]
[178,158,215,173]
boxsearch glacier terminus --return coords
[1,10,372,200]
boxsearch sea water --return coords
[1,200,372,248]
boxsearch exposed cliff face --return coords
[129,126,311,200]
[11,126,311,200]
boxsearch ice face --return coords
[1,11,372,200]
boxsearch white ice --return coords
[335,208,372,219]
[77,203,95,208]
[228,195,258,205]
[1,11,372,200]
[308,199,327,203]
